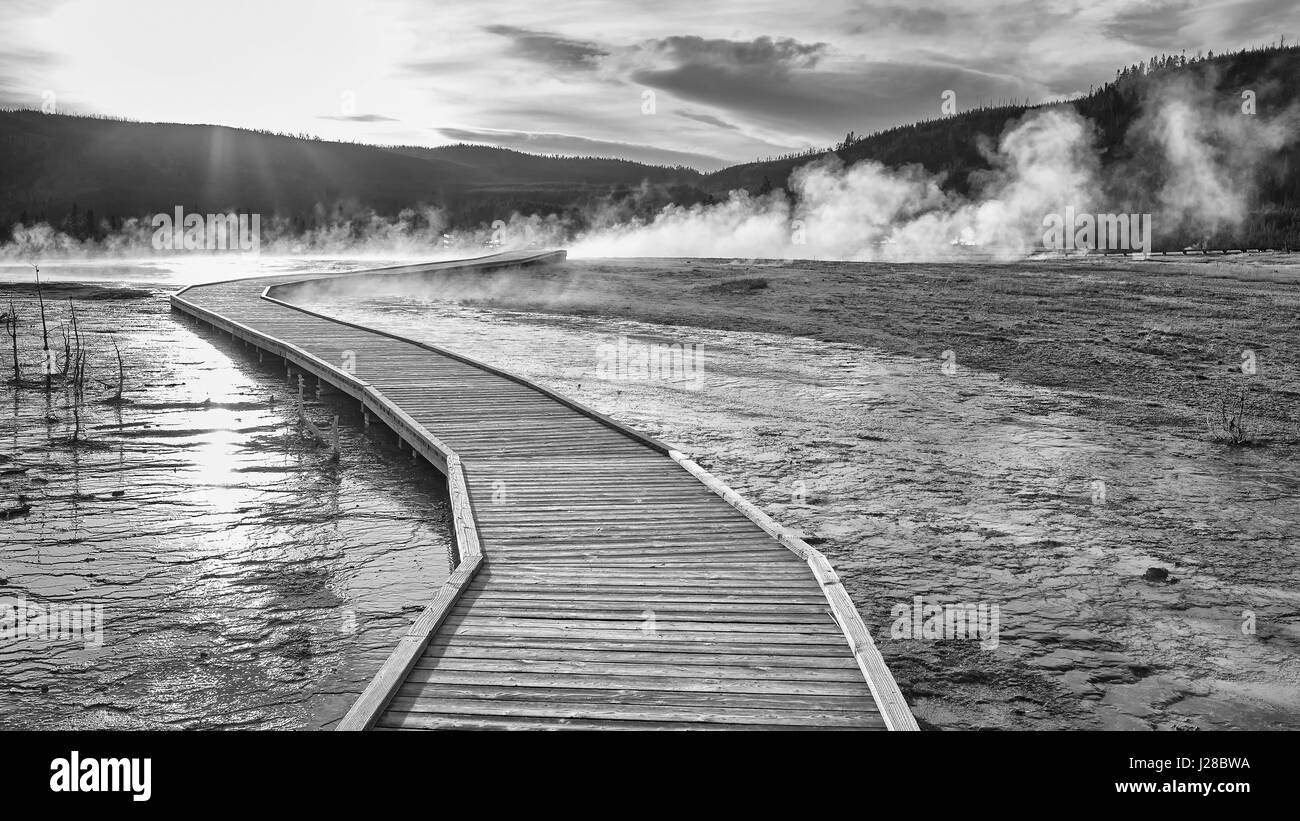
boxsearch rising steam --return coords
[3,68,1296,263]
[567,79,1298,260]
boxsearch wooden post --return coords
[331,415,340,459]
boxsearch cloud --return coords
[317,113,400,122]
[1213,0,1300,43]
[622,31,1046,147]
[1102,0,1198,48]
[640,35,829,73]
[0,45,61,107]
[627,35,840,129]
[848,4,956,34]
[635,59,1039,142]
[482,24,609,71]
[5,0,1295,168]
[402,58,483,74]
[674,109,741,131]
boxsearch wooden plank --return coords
[397,682,877,712]
[438,615,848,642]
[473,568,814,581]
[402,667,872,697]
[375,713,856,731]
[422,644,861,669]
[454,599,834,618]
[384,696,881,728]
[454,605,834,620]
[426,635,856,657]
[464,587,828,603]
[412,657,866,682]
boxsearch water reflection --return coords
[0,282,453,729]
[0,256,414,288]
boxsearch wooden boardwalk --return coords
[171,250,917,731]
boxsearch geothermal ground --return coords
[3,254,1298,730]
[297,254,1300,730]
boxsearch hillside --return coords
[0,111,703,241]
[704,43,1300,249]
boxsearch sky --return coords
[1,0,1297,170]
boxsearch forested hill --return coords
[703,43,1300,247]
[0,111,703,240]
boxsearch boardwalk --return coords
[171,250,918,731]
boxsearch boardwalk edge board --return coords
[668,451,919,732]
[168,250,918,731]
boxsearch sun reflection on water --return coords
[0,256,412,287]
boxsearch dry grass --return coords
[1205,385,1255,445]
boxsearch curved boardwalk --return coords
[171,251,917,731]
